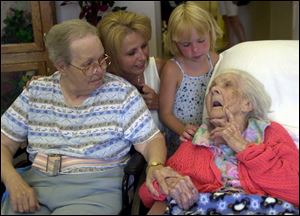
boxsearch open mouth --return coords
[212,100,223,107]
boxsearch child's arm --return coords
[159,60,186,136]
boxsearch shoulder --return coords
[104,72,134,88]
[153,57,167,76]
[26,71,60,93]
[265,121,297,148]
[161,59,181,75]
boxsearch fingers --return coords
[11,189,40,213]
[169,177,198,210]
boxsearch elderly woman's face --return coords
[118,31,150,76]
[67,34,106,92]
[206,73,247,120]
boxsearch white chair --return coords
[203,40,299,148]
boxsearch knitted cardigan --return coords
[139,121,299,208]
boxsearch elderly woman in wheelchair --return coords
[1,19,168,215]
[139,69,299,215]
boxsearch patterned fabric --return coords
[1,71,159,173]
[192,118,270,190]
[165,191,299,215]
[165,54,214,156]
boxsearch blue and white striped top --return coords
[1,71,159,171]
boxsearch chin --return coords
[208,109,225,119]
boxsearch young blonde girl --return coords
[160,1,223,156]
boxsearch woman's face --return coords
[205,73,247,120]
[176,28,210,62]
[66,34,106,93]
[118,31,150,76]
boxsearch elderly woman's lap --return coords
[1,166,123,215]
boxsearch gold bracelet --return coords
[146,161,163,173]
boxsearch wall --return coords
[239,1,297,41]
[55,1,162,57]
[54,1,298,56]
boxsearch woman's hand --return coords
[6,174,40,213]
[166,175,198,210]
[210,108,248,152]
[179,124,198,142]
[141,85,159,110]
[146,165,181,197]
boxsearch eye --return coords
[224,81,232,87]
[197,39,205,43]
[127,50,136,56]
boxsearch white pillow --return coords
[203,40,299,148]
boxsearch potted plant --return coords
[61,1,126,26]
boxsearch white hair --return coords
[216,69,272,120]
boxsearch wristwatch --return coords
[146,161,163,172]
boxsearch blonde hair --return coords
[97,11,151,75]
[216,69,272,120]
[45,19,98,64]
[166,1,223,56]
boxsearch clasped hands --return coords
[146,166,198,210]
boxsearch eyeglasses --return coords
[69,54,111,76]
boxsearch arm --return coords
[159,61,185,136]
[237,122,299,207]
[134,132,169,196]
[1,133,40,213]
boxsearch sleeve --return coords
[1,89,30,142]
[121,87,159,145]
[237,122,299,207]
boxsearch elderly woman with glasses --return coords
[1,19,168,215]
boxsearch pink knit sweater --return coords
[139,121,299,208]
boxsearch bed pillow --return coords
[203,40,299,148]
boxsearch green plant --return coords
[61,1,127,26]
[1,8,33,44]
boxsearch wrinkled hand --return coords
[6,175,40,213]
[179,124,198,142]
[141,85,159,110]
[210,108,248,152]
[166,176,198,210]
[146,166,181,197]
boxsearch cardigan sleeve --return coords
[237,121,299,207]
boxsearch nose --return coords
[191,42,200,52]
[92,63,105,75]
[211,85,221,95]
[137,48,147,61]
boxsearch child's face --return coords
[176,28,210,61]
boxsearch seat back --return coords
[203,40,299,148]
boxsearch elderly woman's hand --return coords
[166,175,198,210]
[210,108,248,152]
[140,85,159,110]
[5,174,40,213]
[146,165,181,197]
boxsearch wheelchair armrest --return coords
[121,150,146,214]
[124,150,146,176]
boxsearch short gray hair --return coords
[45,19,98,64]
[216,69,272,120]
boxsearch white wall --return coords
[55,1,162,57]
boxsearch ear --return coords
[241,98,253,113]
[54,59,67,74]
